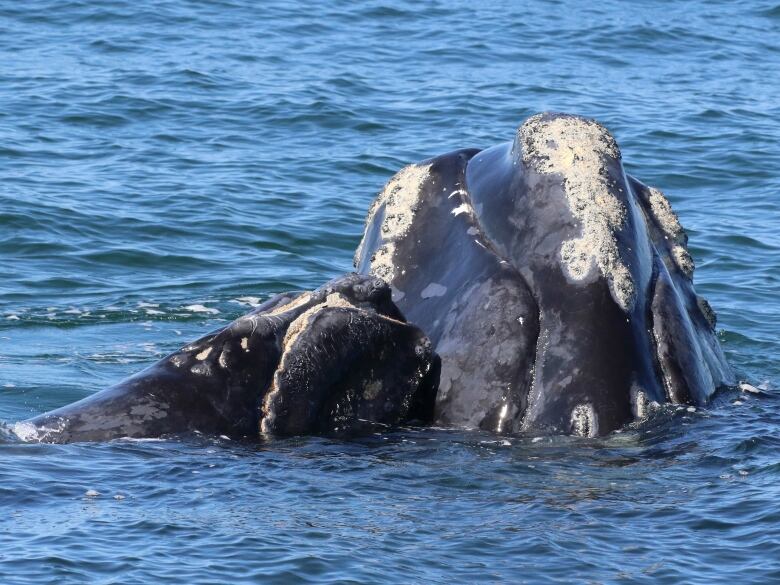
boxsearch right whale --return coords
[355,112,735,437]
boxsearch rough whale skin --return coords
[17,274,438,443]
[355,112,734,437]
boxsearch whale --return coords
[354,112,734,436]
[16,112,734,442]
[16,274,438,442]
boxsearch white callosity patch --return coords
[697,296,717,329]
[195,347,212,361]
[647,187,694,278]
[672,246,695,278]
[520,114,635,312]
[357,163,432,281]
[178,343,214,376]
[571,403,598,437]
[647,187,685,241]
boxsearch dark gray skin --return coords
[355,112,734,436]
[20,274,438,442]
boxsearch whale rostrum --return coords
[356,112,733,437]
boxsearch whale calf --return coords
[355,112,734,436]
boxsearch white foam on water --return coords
[185,304,219,314]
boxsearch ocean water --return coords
[1,0,779,582]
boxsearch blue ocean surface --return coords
[1,0,779,582]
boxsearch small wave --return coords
[184,304,220,315]
[7,421,39,442]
